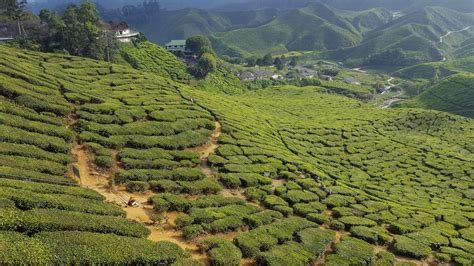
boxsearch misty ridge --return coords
[25,0,474,13]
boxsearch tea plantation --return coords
[0,44,473,265]
[0,45,206,264]
[184,85,474,265]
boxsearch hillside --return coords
[330,7,474,66]
[120,41,191,81]
[395,73,474,118]
[0,45,209,264]
[393,56,474,80]
[1,44,473,265]
[211,3,363,57]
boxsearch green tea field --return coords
[0,45,473,265]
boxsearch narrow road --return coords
[439,26,472,43]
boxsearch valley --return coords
[0,1,473,266]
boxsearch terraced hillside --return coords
[1,45,473,265]
[120,41,191,81]
[0,45,209,264]
[184,85,474,265]
[395,73,474,118]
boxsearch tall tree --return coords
[262,53,273,66]
[5,0,28,37]
[186,35,213,57]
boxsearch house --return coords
[254,70,273,80]
[344,77,360,85]
[239,72,255,81]
[110,22,139,43]
[166,40,187,53]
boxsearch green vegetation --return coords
[0,18,473,264]
[395,73,474,117]
[120,41,190,81]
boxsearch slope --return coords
[211,6,362,57]
[393,56,474,80]
[120,41,191,81]
[395,73,474,118]
[341,7,474,66]
[0,44,212,264]
[182,84,474,265]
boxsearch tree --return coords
[61,1,102,57]
[289,57,298,67]
[274,57,284,70]
[262,53,273,66]
[246,56,257,67]
[5,0,28,37]
[186,35,213,57]
[39,9,65,51]
[195,52,216,78]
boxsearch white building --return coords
[111,22,139,43]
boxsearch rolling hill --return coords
[1,44,473,265]
[210,3,368,57]
[329,7,474,66]
[394,73,474,117]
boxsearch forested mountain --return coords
[99,1,474,67]
[329,7,474,66]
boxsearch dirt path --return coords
[193,121,222,177]
[70,145,207,264]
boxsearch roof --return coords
[109,21,129,31]
[166,40,186,46]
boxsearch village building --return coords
[165,40,187,53]
[239,72,255,81]
[344,77,361,85]
[110,22,139,43]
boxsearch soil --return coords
[70,145,207,264]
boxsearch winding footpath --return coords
[378,77,403,109]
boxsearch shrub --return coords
[256,241,314,266]
[244,210,283,229]
[393,236,432,259]
[450,238,474,254]
[405,229,449,248]
[282,190,319,204]
[149,180,182,193]
[246,187,267,202]
[334,237,374,265]
[296,228,335,256]
[0,208,150,237]
[372,251,396,266]
[329,220,345,231]
[220,174,241,188]
[272,205,293,216]
[32,231,188,264]
[199,238,242,266]
[94,156,113,169]
[293,202,326,216]
[350,226,390,245]
[126,181,149,193]
[263,195,288,208]
[444,214,470,229]
[307,213,331,224]
[339,216,377,229]
[182,224,204,239]
[0,187,124,216]
[209,217,244,233]
[324,194,356,208]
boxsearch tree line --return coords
[1,0,120,62]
